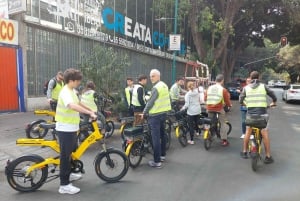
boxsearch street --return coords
[0,88,300,201]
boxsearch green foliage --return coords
[78,45,130,115]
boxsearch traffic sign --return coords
[169,34,181,51]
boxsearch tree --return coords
[79,45,130,97]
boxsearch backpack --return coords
[43,78,57,95]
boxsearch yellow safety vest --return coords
[169,83,179,101]
[132,84,145,106]
[149,81,171,114]
[206,84,224,105]
[81,90,97,112]
[52,81,64,100]
[245,84,267,108]
[125,87,132,106]
[55,87,80,124]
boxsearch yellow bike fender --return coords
[175,127,180,138]
[125,142,134,156]
[203,130,209,139]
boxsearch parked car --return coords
[282,84,300,103]
[274,80,287,88]
[225,82,240,100]
[268,80,275,87]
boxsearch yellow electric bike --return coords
[5,120,129,192]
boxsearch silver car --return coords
[282,84,300,103]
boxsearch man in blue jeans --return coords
[141,69,171,168]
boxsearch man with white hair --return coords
[141,69,171,168]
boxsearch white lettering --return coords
[124,16,132,37]
[145,28,152,44]
[132,22,141,40]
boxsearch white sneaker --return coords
[69,173,82,182]
[250,135,254,140]
[187,140,194,145]
[58,183,80,194]
[195,132,200,136]
[240,134,245,139]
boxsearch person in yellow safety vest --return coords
[80,81,106,128]
[141,69,171,168]
[204,74,232,146]
[47,71,64,111]
[55,68,96,195]
[124,77,134,116]
[169,77,187,111]
[132,74,147,125]
[239,71,277,163]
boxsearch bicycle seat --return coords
[39,122,56,130]
[123,126,144,137]
[202,118,212,125]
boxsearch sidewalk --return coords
[0,112,122,173]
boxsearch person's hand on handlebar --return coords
[90,112,97,120]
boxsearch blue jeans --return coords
[148,113,166,163]
[241,110,247,134]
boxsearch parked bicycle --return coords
[203,112,232,150]
[5,119,129,192]
[123,119,171,168]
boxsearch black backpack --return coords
[43,78,57,95]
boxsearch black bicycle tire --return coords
[251,153,259,172]
[6,155,48,192]
[94,149,129,183]
[178,126,188,147]
[26,119,48,139]
[226,122,232,135]
[104,120,115,138]
[204,130,212,150]
[128,140,144,168]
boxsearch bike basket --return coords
[245,115,267,128]
[123,126,144,137]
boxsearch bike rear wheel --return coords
[225,121,232,135]
[203,130,213,150]
[94,149,129,183]
[104,120,115,138]
[6,155,48,192]
[128,140,144,168]
[251,153,259,171]
[26,119,48,139]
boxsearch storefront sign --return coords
[0,18,18,45]
[8,0,26,15]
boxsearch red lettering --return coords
[0,20,15,41]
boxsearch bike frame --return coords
[16,121,104,177]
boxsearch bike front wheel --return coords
[94,149,129,183]
[128,140,144,168]
[176,126,187,147]
[26,119,48,139]
[6,155,48,192]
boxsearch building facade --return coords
[0,0,192,112]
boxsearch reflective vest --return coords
[81,90,97,112]
[149,81,171,114]
[206,84,224,105]
[132,84,145,106]
[125,87,132,106]
[52,81,64,100]
[245,84,267,108]
[55,87,80,124]
[169,83,178,101]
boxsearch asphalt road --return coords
[1,88,300,201]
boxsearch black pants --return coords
[187,114,200,141]
[57,131,77,185]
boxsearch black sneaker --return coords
[264,156,274,164]
[240,152,248,159]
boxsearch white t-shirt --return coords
[56,86,80,132]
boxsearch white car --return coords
[274,80,287,87]
[282,84,300,103]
